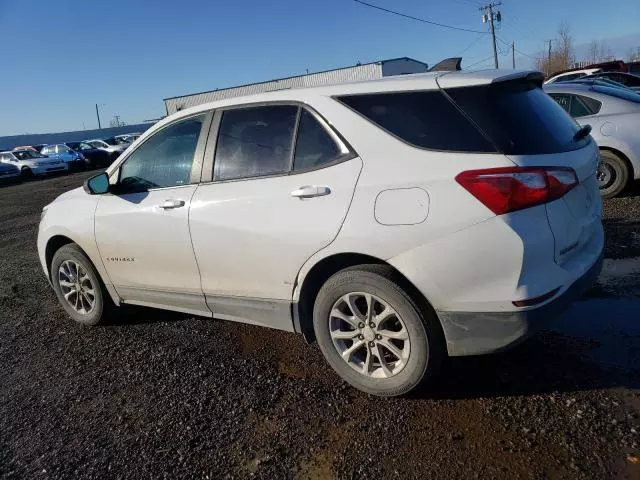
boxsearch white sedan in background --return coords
[84,138,128,157]
[545,82,640,198]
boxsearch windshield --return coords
[592,84,640,103]
[446,79,585,155]
[14,150,46,160]
[89,141,107,148]
[103,138,118,146]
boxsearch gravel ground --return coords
[1,172,639,479]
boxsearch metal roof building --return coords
[163,57,429,115]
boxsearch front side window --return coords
[338,91,496,152]
[214,105,298,181]
[118,115,204,192]
[293,109,341,171]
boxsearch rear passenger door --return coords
[189,104,362,330]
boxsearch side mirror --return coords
[83,172,110,195]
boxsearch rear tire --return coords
[51,244,114,326]
[598,150,629,199]
[21,167,33,179]
[313,264,444,397]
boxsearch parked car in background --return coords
[545,82,640,198]
[0,150,68,177]
[114,133,141,144]
[12,145,39,152]
[545,68,602,84]
[40,144,86,171]
[0,161,21,184]
[84,138,127,158]
[584,72,640,91]
[66,142,111,168]
[39,69,603,397]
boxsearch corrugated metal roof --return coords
[163,57,429,115]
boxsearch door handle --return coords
[158,199,185,210]
[290,185,331,199]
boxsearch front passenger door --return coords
[94,113,212,316]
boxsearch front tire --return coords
[598,150,629,199]
[21,167,33,179]
[313,265,444,397]
[51,244,112,325]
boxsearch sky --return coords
[1,0,639,136]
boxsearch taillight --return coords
[455,167,578,215]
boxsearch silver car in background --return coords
[544,82,640,198]
[0,150,68,177]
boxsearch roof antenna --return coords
[428,57,462,72]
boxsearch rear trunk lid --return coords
[507,146,601,264]
[442,73,602,264]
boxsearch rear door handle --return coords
[158,199,185,210]
[290,185,331,199]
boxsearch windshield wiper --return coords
[574,124,592,141]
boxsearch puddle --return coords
[551,298,640,375]
[595,256,640,297]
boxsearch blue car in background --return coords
[0,161,21,184]
[40,144,86,171]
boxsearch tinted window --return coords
[214,105,298,181]
[293,109,341,171]
[338,91,495,152]
[119,115,204,191]
[447,80,585,154]
[592,84,640,103]
[579,95,602,114]
[569,95,592,117]
[549,93,571,112]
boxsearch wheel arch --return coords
[294,252,443,345]
[45,235,120,306]
[599,146,635,179]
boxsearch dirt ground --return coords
[1,171,639,479]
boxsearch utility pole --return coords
[512,41,515,69]
[546,40,553,75]
[480,2,502,69]
[95,104,102,129]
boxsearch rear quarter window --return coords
[446,80,586,155]
[336,91,496,153]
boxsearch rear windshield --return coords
[446,80,587,155]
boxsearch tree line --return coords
[535,23,640,75]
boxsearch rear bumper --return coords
[438,252,604,357]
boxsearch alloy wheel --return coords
[329,292,410,378]
[58,260,96,314]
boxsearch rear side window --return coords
[447,80,585,155]
[214,105,298,181]
[293,109,341,171]
[579,95,602,114]
[338,91,495,152]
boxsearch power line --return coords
[496,35,540,61]
[465,54,496,69]
[352,0,485,34]
[454,32,490,57]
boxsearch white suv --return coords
[38,70,604,396]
